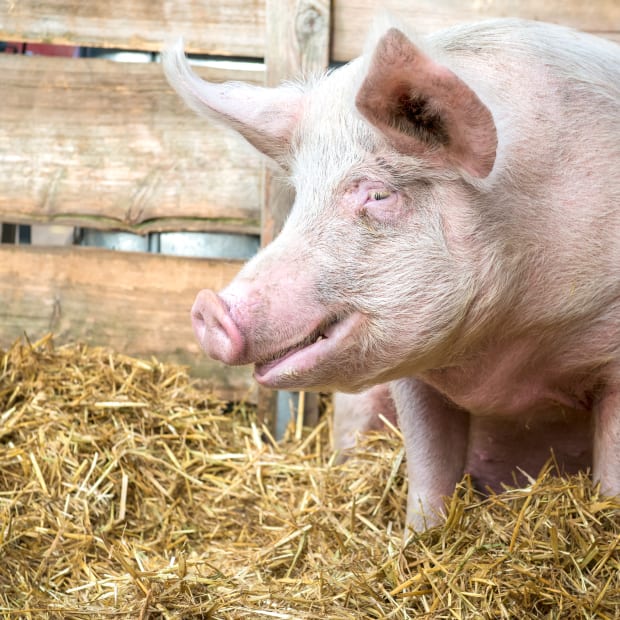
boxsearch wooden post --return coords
[258,0,331,432]
[262,0,331,244]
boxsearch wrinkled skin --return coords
[164,19,620,530]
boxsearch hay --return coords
[1,335,618,619]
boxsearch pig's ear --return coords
[355,28,497,178]
[163,39,302,163]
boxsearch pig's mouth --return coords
[258,318,336,366]
[254,312,363,389]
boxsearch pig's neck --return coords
[419,333,604,418]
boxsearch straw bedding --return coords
[1,335,618,619]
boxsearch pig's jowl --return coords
[164,19,620,530]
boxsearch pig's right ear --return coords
[163,40,302,164]
[355,29,497,178]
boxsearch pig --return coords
[332,385,397,460]
[163,18,620,531]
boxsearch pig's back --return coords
[430,19,620,87]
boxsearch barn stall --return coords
[1,1,619,617]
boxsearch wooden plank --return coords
[0,53,263,234]
[258,0,331,430]
[332,0,620,62]
[265,0,331,83]
[0,245,254,401]
[0,0,265,57]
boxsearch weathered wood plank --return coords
[0,54,263,234]
[0,0,265,56]
[265,0,331,84]
[332,0,620,62]
[261,0,331,242]
[261,0,331,248]
[0,245,253,401]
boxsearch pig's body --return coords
[164,19,620,529]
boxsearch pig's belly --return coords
[465,406,592,493]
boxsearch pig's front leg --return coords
[391,378,469,531]
[593,382,620,499]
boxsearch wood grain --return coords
[262,0,330,243]
[0,245,254,401]
[0,0,266,56]
[3,1,616,63]
[0,54,263,234]
[332,0,620,61]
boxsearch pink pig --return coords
[164,18,620,530]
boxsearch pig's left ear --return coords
[356,28,497,178]
[163,39,302,164]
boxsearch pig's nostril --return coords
[191,307,207,343]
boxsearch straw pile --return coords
[0,335,618,619]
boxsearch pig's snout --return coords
[191,290,244,364]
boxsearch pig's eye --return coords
[370,190,392,201]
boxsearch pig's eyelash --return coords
[370,190,392,201]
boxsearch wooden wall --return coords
[1,0,618,400]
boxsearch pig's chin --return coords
[253,312,364,389]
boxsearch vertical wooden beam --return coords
[258,0,331,432]
[265,0,331,90]
[262,0,331,244]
